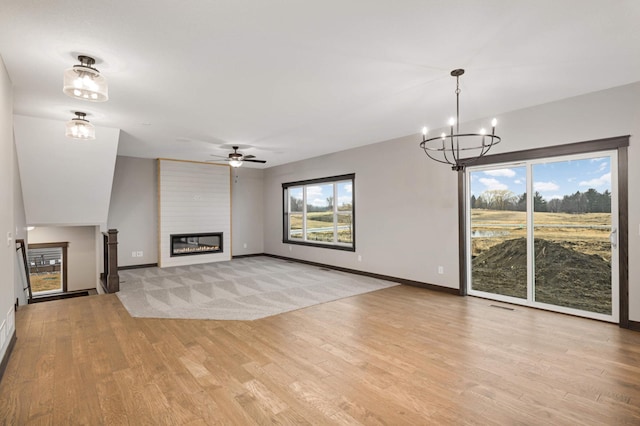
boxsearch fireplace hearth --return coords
[170,233,223,257]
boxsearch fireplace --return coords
[170,233,223,257]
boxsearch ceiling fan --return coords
[208,146,267,167]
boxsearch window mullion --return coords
[333,183,338,243]
[302,185,307,241]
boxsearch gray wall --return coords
[107,156,265,265]
[264,82,640,321]
[263,137,459,288]
[231,167,265,256]
[108,156,158,267]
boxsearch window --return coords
[460,135,630,325]
[283,174,355,250]
[28,242,68,294]
[466,153,619,323]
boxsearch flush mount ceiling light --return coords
[63,55,108,102]
[65,112,95,140]
[420,69,501,171]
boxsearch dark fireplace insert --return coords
[170,232,223,257]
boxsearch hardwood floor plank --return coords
[1,286,640,424]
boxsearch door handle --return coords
[610,228,618,249]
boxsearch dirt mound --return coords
[472,238,611,314]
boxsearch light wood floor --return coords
[1,286,640,425]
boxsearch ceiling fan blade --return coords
[243,159,267,163]
[243,155,256,159]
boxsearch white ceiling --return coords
[1,1,639,167]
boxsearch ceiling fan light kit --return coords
[63,55,109,102]
[65,111,95,140]
[419,69,501,171]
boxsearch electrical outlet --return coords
[136,251,143,257]
[438,266,444,274]
[357,255,362,262]
[132,251,137,257]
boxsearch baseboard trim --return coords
[232,253,266,259]
[118,263,158,271]
[262,253,459,295]
[30,290,91,303]
[0,330,17,384]
[627,320,640,332]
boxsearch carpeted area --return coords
[116,256,399,320]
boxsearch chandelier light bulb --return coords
[480,128,486,135]
[422,127,428,136]
[441,132,446,140]
[491,118,498,127]
[448,117,456,126]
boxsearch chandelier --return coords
[65,112,95,140]
[420,69,500,171]
[63,55,109,102]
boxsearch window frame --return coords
[456,135,630,328]
[27,241,68,294]
[282,173,355,251]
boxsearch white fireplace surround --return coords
[158,159,231,267]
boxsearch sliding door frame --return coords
[457,135,630,327]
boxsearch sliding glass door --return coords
[469,165,527,300]
[467,151,619,322]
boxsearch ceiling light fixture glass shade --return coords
[63,55,108,102]
[420,69,501,171]
[65,112,95,140]
[229,159,243,168]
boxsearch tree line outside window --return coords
[471,188,611,213]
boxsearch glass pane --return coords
[28,247,63,293]
[289,214,303,239]
[337,213,352,244]
[470,166,527,299]
[306,184,334,242]
[532,157,612,314]
[337,181,353,211]
[289,187,303,212]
